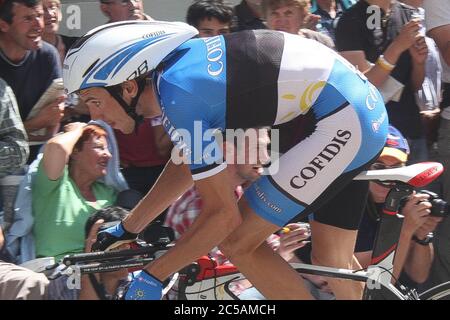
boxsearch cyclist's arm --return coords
[122,159,193,233]
[146,168,242,281]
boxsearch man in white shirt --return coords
[423,0,450,291]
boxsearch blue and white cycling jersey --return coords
[156,30,387,183]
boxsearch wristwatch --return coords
[412,233,434,246]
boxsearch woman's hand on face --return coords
[64,122,87,133]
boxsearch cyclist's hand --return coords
[91,221,138,252]
[401,193,432,236]
[123,270,163,300]
[302,274,333,294]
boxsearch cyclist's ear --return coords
[122,80,139,100]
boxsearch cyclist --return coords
[63,21,388,299]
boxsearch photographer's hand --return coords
[414,216,443,240]
[403,216,442,284]
[401,193,432,237]
[393,193,432,281]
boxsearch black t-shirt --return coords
[0,41,62,120]
[335,0,423,139]
[355,200,419,290]
[355,201,382,252]
[61,35,79,52]
[231,1,267,32]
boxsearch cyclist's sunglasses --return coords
[370,162,405,187]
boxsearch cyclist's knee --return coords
[310,221,357,268]
[219,207,278,262]
[311,246,355,270]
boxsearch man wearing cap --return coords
[355,125,443,287]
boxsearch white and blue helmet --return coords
[63,20,198,95]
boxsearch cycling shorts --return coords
[244,79,388,227]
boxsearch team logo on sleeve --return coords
[203,36,224,77]
[366,83,380,111]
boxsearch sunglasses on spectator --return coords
[370,162,405,187]
[101,0,141,6]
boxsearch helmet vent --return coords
[82,59,100,78]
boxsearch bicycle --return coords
[46,161,449,300]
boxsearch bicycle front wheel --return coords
[419,281,450,300]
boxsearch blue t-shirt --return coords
[0,41,62,120]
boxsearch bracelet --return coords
[376,55,396,72]
[412,233,433,246]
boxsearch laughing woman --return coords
[32,123,118,260]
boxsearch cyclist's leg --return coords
[308,179,369,299]
[222,88,387,299]
[219,197,314,300]
[309,221,364,299]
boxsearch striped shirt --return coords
[0,78,29,178]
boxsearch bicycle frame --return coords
[362,183,414,300]
[173,163,443,300]
[51,162,443,300]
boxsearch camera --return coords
[419,190,450,218]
